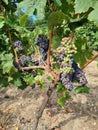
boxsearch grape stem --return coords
[81,53,98,70]
[47,25,54,69]
[22,65,46,70]
[8,32,19,63]
[22,65,60,81]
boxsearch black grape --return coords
[42,51,47,61]
[60,73,74,91]
[59,56,88,91]
[19,55,29,67]
[72,59,79,71]
[71,58,88,85]
[13,40,24,51]
[73,69,88,85]
[34,61,39,66]
[36,34,49,60]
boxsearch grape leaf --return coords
[47,76,53,81]
[48,11,69,26]
[57,97,66,108]
[75,86,90,94]
[56,82,65,93]
[1,53,14,74]
[24,74,35,85]
[14,78,22,87]
[0,21,5,28]
[18,0,36,10]
[54,0,62,7]
[88,2,98,26]
[2,0,8,5]
[39,80,45,92]
[36,0,47,20]
[74,38,93,67]
[0,77,8,87]
[19,14,28,26]
[74,0,96,14]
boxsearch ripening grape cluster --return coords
[57,37,88,91]
[36,34,49,61]
[13,34,49,68]
[13,35,88,91]
[13,40,40,68]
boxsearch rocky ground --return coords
[0,60,98,130]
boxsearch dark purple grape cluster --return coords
[13,40,24,51]
[36,34,49,61]
[60,73,74,91]
[72,61,88,85]
[60,57,88,91]
[19,55,29,67]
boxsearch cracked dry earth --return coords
[0,60,98,130]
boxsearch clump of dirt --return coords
[0,61,98,130]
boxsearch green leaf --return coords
[65,91,71,100]
[2,62,13,74]
[0,16,5,28]
[0,21,5,28]
[18,0,47,20]
[36,0,47,20]
[88,2,98,26]
[14,78,22,87]
[39,80,45,92]
[74,37,93,67]
[54,0,62,7]
[56,82,65,93]
[47,76,53,81]
[24,74,35,85]
[48,11,69,26]
[19,14,28,26]
[1,53,14,74]
[2,0,8,5]
[57,97,66,108]
[0,77,9,87]
[75,86,90,94]
[18,0,35,10]
[8,76,13,82]
[74,0,96,14]
[37,69,45,75]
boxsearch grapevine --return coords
[0,0,93,106]
[1,0,98,129]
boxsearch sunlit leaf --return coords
[88,2,98,26]
[57,97,66,108]
[0,21,5,28]
[74,0,96,14]
[75,86,90,94]
[2,0,8,5]
[19,14,28,26]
